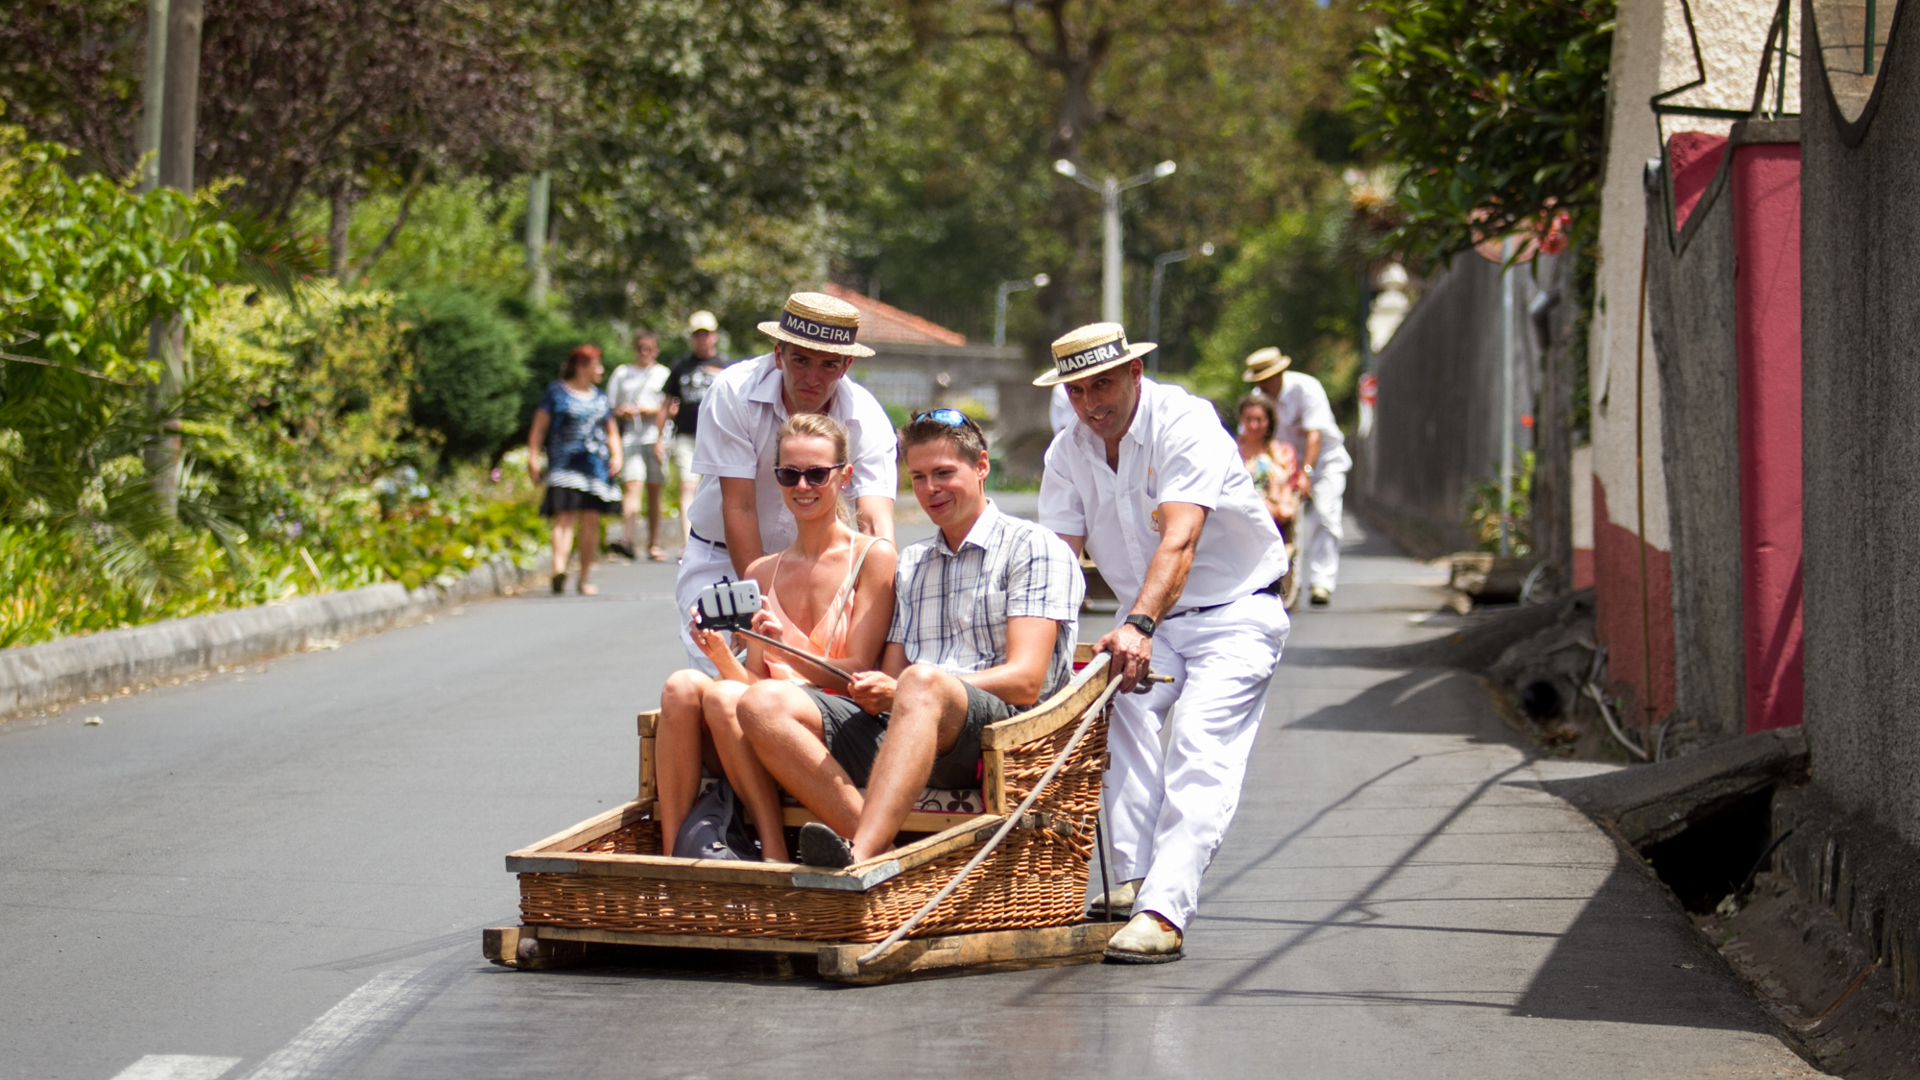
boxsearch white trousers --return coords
[1298,464,1347,593]
[674,535,733,675]
[1097,592,1289,930]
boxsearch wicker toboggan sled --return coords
[483,645,1120,983]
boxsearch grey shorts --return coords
[621,442,664,485]
[802,682,1019,790]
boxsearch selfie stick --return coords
[729,627,856,685]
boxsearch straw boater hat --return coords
[1032,322,1156,387]
[756,292,875,358]
[1241,347,1292,383]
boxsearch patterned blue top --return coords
[538,382,620,502]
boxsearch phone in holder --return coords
[695,577,763,632]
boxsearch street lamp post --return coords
[1147,242,1214,373]
[993,273,1050,347]
[1054,158,1177,324]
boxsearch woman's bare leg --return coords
[657,669,714,856]
[550,510,577,577]
[702,680,791,862]
[576,512,600,592]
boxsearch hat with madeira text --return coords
[756,292,875,358]
[1032,322,1155,387]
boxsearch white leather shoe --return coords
[1086,878,1142,918]
[1104,911,1184,964]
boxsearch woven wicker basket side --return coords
[520,819,1092,942]
[516,671,1113,944]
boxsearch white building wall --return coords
[1588,0,1789,548]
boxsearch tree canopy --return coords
[1347,0,1615,260]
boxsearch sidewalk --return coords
[1125,517,1822,1076]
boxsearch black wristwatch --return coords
[1123,614,1157,638]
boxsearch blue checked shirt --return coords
[889,501,1086,698]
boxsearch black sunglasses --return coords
[914,408,981,431]
[773,463,847,487]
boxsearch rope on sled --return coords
[856,652,1123,968]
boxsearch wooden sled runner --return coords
[484,645,1120,984]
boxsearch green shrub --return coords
[406,288,529,465]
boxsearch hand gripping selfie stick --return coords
[696,578,855,685]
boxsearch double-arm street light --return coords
[993,273,1050,347]
[1147,242,1214,373]
[1054,158,1177,324]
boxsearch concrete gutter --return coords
[1540,726,1810,847]
[0,554,546,719]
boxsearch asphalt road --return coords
[1,512,1825,1079]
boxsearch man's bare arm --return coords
[718,476,765,577]
[1132,502,1207,622]
[957,616,1060,708]
[855,495,896,545]
[1056,534,1085,558]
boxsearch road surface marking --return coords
[111,1057,241,1080]
[238,969,427,1080]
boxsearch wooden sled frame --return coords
[482,920,1123,984]
[486,645,1117,983]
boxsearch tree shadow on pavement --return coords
[1282,666,1516,742]
[1507,859,1775,1030]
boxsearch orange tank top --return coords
[762,534,886,690]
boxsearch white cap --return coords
[687,310,719,334]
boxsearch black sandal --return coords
[797,822,855,869]
[551,572,566,595]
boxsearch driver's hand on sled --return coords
[847,671,896,716]
[1096,622,1156,694]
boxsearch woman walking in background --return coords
[528,345,623,596]
[1235,392,1300,531]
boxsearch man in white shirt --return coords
[675,291,898,672]
[606,329,670,560]
[1038,322,1291,964]
[1245,347,1352,607]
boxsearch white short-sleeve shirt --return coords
[685,353,897,552]
[1274,370,1351,472]
[606,362,670,448]
[1039,378,1287,612]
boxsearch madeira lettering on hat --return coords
[1033,321,1157,387]
[757,292,876,358]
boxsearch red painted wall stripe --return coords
[1732,143,1804,732]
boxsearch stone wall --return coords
[1800,0,1920,846]
[1645,140,1744,739]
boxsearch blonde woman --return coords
[655,414,897,861]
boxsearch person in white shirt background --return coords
[1243,347,1352,607]
[674,292,898,674]
[605,329,671,561]
[1038,321,1290,964]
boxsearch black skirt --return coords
[540,485,621,517]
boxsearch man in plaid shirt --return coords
[736,410,1084,868]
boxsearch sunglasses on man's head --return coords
[914,408,980,430]
[773,464,846,488]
